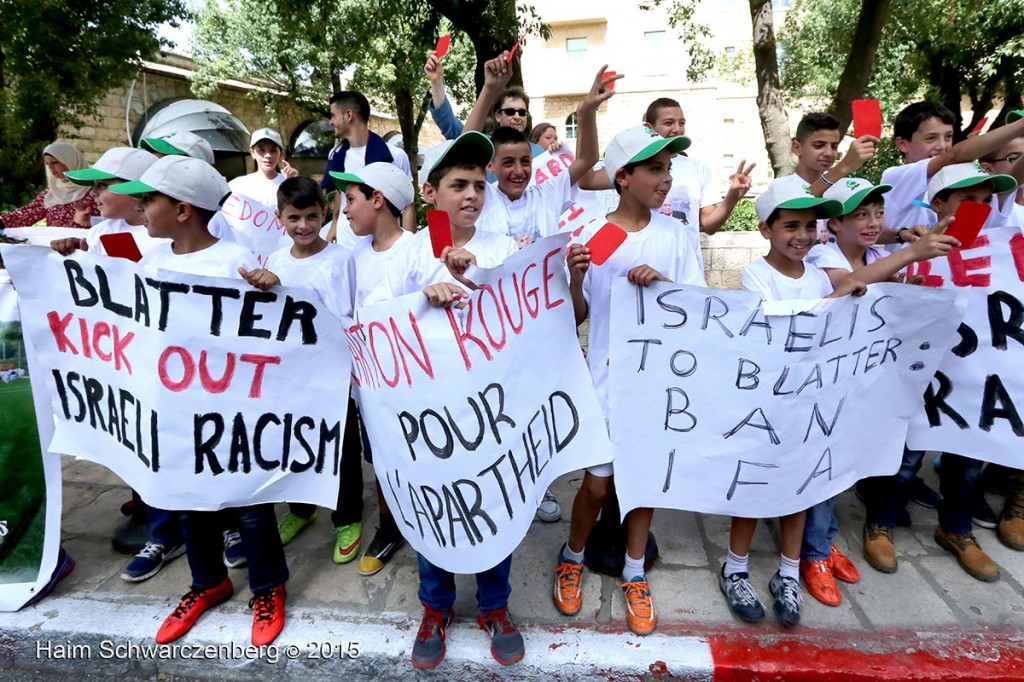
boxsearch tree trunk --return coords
[425,0,521,94]
[748,0,793,177]
[992,74,1023,132]
[830,0,891,135]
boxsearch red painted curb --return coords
[709,631,1024,682]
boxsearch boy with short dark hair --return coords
[228,128,297,207]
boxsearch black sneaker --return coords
[358,527,406,577]
[478,606,525,666]
[910,477,942,509]
[718,564,765,622]
[411,606,454,670]
[973,496,999,530]
[768,571,803,627]
[223,529,247,568]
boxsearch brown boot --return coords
[863,523,897,574]
[998,491,1024,551]
[934,527,999,582]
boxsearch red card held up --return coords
[585,222,628,266]
[852,99,882,139]
[971,117,989,134]
[99,232,143,262]
[426,209,453,258]
[434,34,451,59]
[506,30,528,63]
[946,200,991,249]
[602,70,618,91]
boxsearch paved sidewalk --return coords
[4,453,1024,680]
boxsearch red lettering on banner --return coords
[345,323,377,390]
[239,354,281,398]
[1010,233,1024,282]
[905,261,944,288]
[534,168,550,185]
[542,247,567,310]
[547,159,563,177]
[78,318,92,358]
[948,235,991,287]
[47,311,134,374]
[445,304,493,371]
[392,313,434,384]
[498,275,526,334]
[369,320,401,388]
[240,199,252,221]
[92,321,112,362]
[522,262,541,318]
[47,311,78,354]
[558,204,586,231]
[220,194,242,218]
[159,346,195,392]
[475,285,508,351]
[199,350,236,393]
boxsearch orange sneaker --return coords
[800,558,841,607]
[829,545,861,584]
[156,577,233,644]
[553,554,584,616]
[620,575,657,636]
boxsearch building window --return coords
[722,153,735,175]
[723,118,735,141]
[565,112,578,140]
[566,37,587,62]
[772,0,790,7]
[644,30,666,45]
[724,46,736,56]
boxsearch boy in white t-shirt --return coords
[329,162,414,576]
[109,156,289,647]
[555,126,705,637]
[228,128,298,207]
[53,147,161,258]
[725,181,863,628]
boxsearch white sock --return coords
[622,552,645,581]
[780,554,800,581]
[724,549,748,577]
[562,541,585,564]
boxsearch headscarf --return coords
[42,142,90,208]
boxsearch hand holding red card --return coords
[434,34,451,59]
[946,200,991,248]
[585,222,627,266]
[852,99,882,139]
[426,209,454,258]
[506,29,528,63]
[602,70,618,91]
[99,232,143,262]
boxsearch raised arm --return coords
[568,67,622,186]
[928,117,1024,178]
[463,53,513,134]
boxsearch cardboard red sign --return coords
[947,200,992,249]
[426,209,454,258]
[971,117,989,134]
[434,34,451,59]
[99,232,143,262]
[852,99,882,139]
[585,222,628,266]
[602,70,618,91]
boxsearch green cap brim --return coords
[1007,110,1023,124]
[64,167,118,186]
[947,174,1017,195]
[628,135,692,166]
[839,184,892,215]
[140,138,185,156]
[432,131,495,172]
[778,196,844,219]
[326,190,338,204]
[108,179,157,197]
[329,171,365,191]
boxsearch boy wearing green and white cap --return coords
[228,128,298,207]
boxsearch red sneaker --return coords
[251,584,287,646]
[156,577,233,643]
[800,558,841,607]
[829,545,861,583]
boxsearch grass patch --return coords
[0,378,46,583]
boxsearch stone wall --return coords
[700,231,768,289]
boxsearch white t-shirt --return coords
[85,219,167,258]
[574,213,705,417]
[140,239,258,279]
[265,242,356,319]
[482,171,576,248]
[666,155,718,268]
[366,228,517,303]
[352,231,412,309]
[228,171,286,208]
[742,257,834,301]
[880,158,934,231]
[806,241,888,272]
[995,192,1024,230]
[337,144,413,179]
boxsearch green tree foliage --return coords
[0,0,184,206]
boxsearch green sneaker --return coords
[278,511,317,546]
[333,522,362,564]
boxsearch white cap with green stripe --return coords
[925,162,1017,203]
[823,177,892,216]
[604,125,690,181]
[64,147,158,186]
[755,178,843,222]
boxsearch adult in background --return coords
[0,143,98,229]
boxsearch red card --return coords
[602,70,618,91]
[434,34,451,59]
[506,30,528,63]
[947,200,991,249]
[852,99,882,139]
[426,209,453,258]
[99,232,143,262]
[585,222,627,266]
[971,117,989,134]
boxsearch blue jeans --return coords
[417,553,512,612]
[147,505,182,548]
[180,503,288,594]
[801,496,839,561]
[938,454,984,534]
[858,446,925,527]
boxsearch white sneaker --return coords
[535,489,562,523]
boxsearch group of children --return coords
[29,47,1024,668]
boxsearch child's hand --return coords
[839,135,879,173]
[424,54,443,83]
[73,200,92,227]
[579,65,622,112]
[627,264,669,287]
[567,243,591,281]
[831,278,868,298]
[423,282,467,308]
[908,214,959,260]
[51,237,86,255]
[441,245,477,275]
[727,160,756,198]
[238,267,281,291]
[483,53,513,89]
[280,159,299,179]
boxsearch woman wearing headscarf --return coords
[0,142,98,228]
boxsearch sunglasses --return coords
[496,107,529,117]
[990,152,1023,164]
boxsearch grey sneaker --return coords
[718,564,765,622]
[223,529,246,568]
[535,489,561,523]
[411,607,454,670]
[768,571,803,627]
[477,607,525,666]
[121,541,185,582]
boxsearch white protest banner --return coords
[907,226,1024,464]
[351,234,611,573]
[531,146,574,188]
[0,272,62,611]
[210,193,291,266]
[1,245,352,511]
[609,281,964,518]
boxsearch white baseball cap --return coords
[108,155,231,212]
[421,131,495,176]
[65,147,158,186]
[140,131,215,164]
[330,162,414,211]
[755,178,843,222]
[823,177,892,216]
[604,125,690,181]
[925,162,1017,203]
[250,128,284,149]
